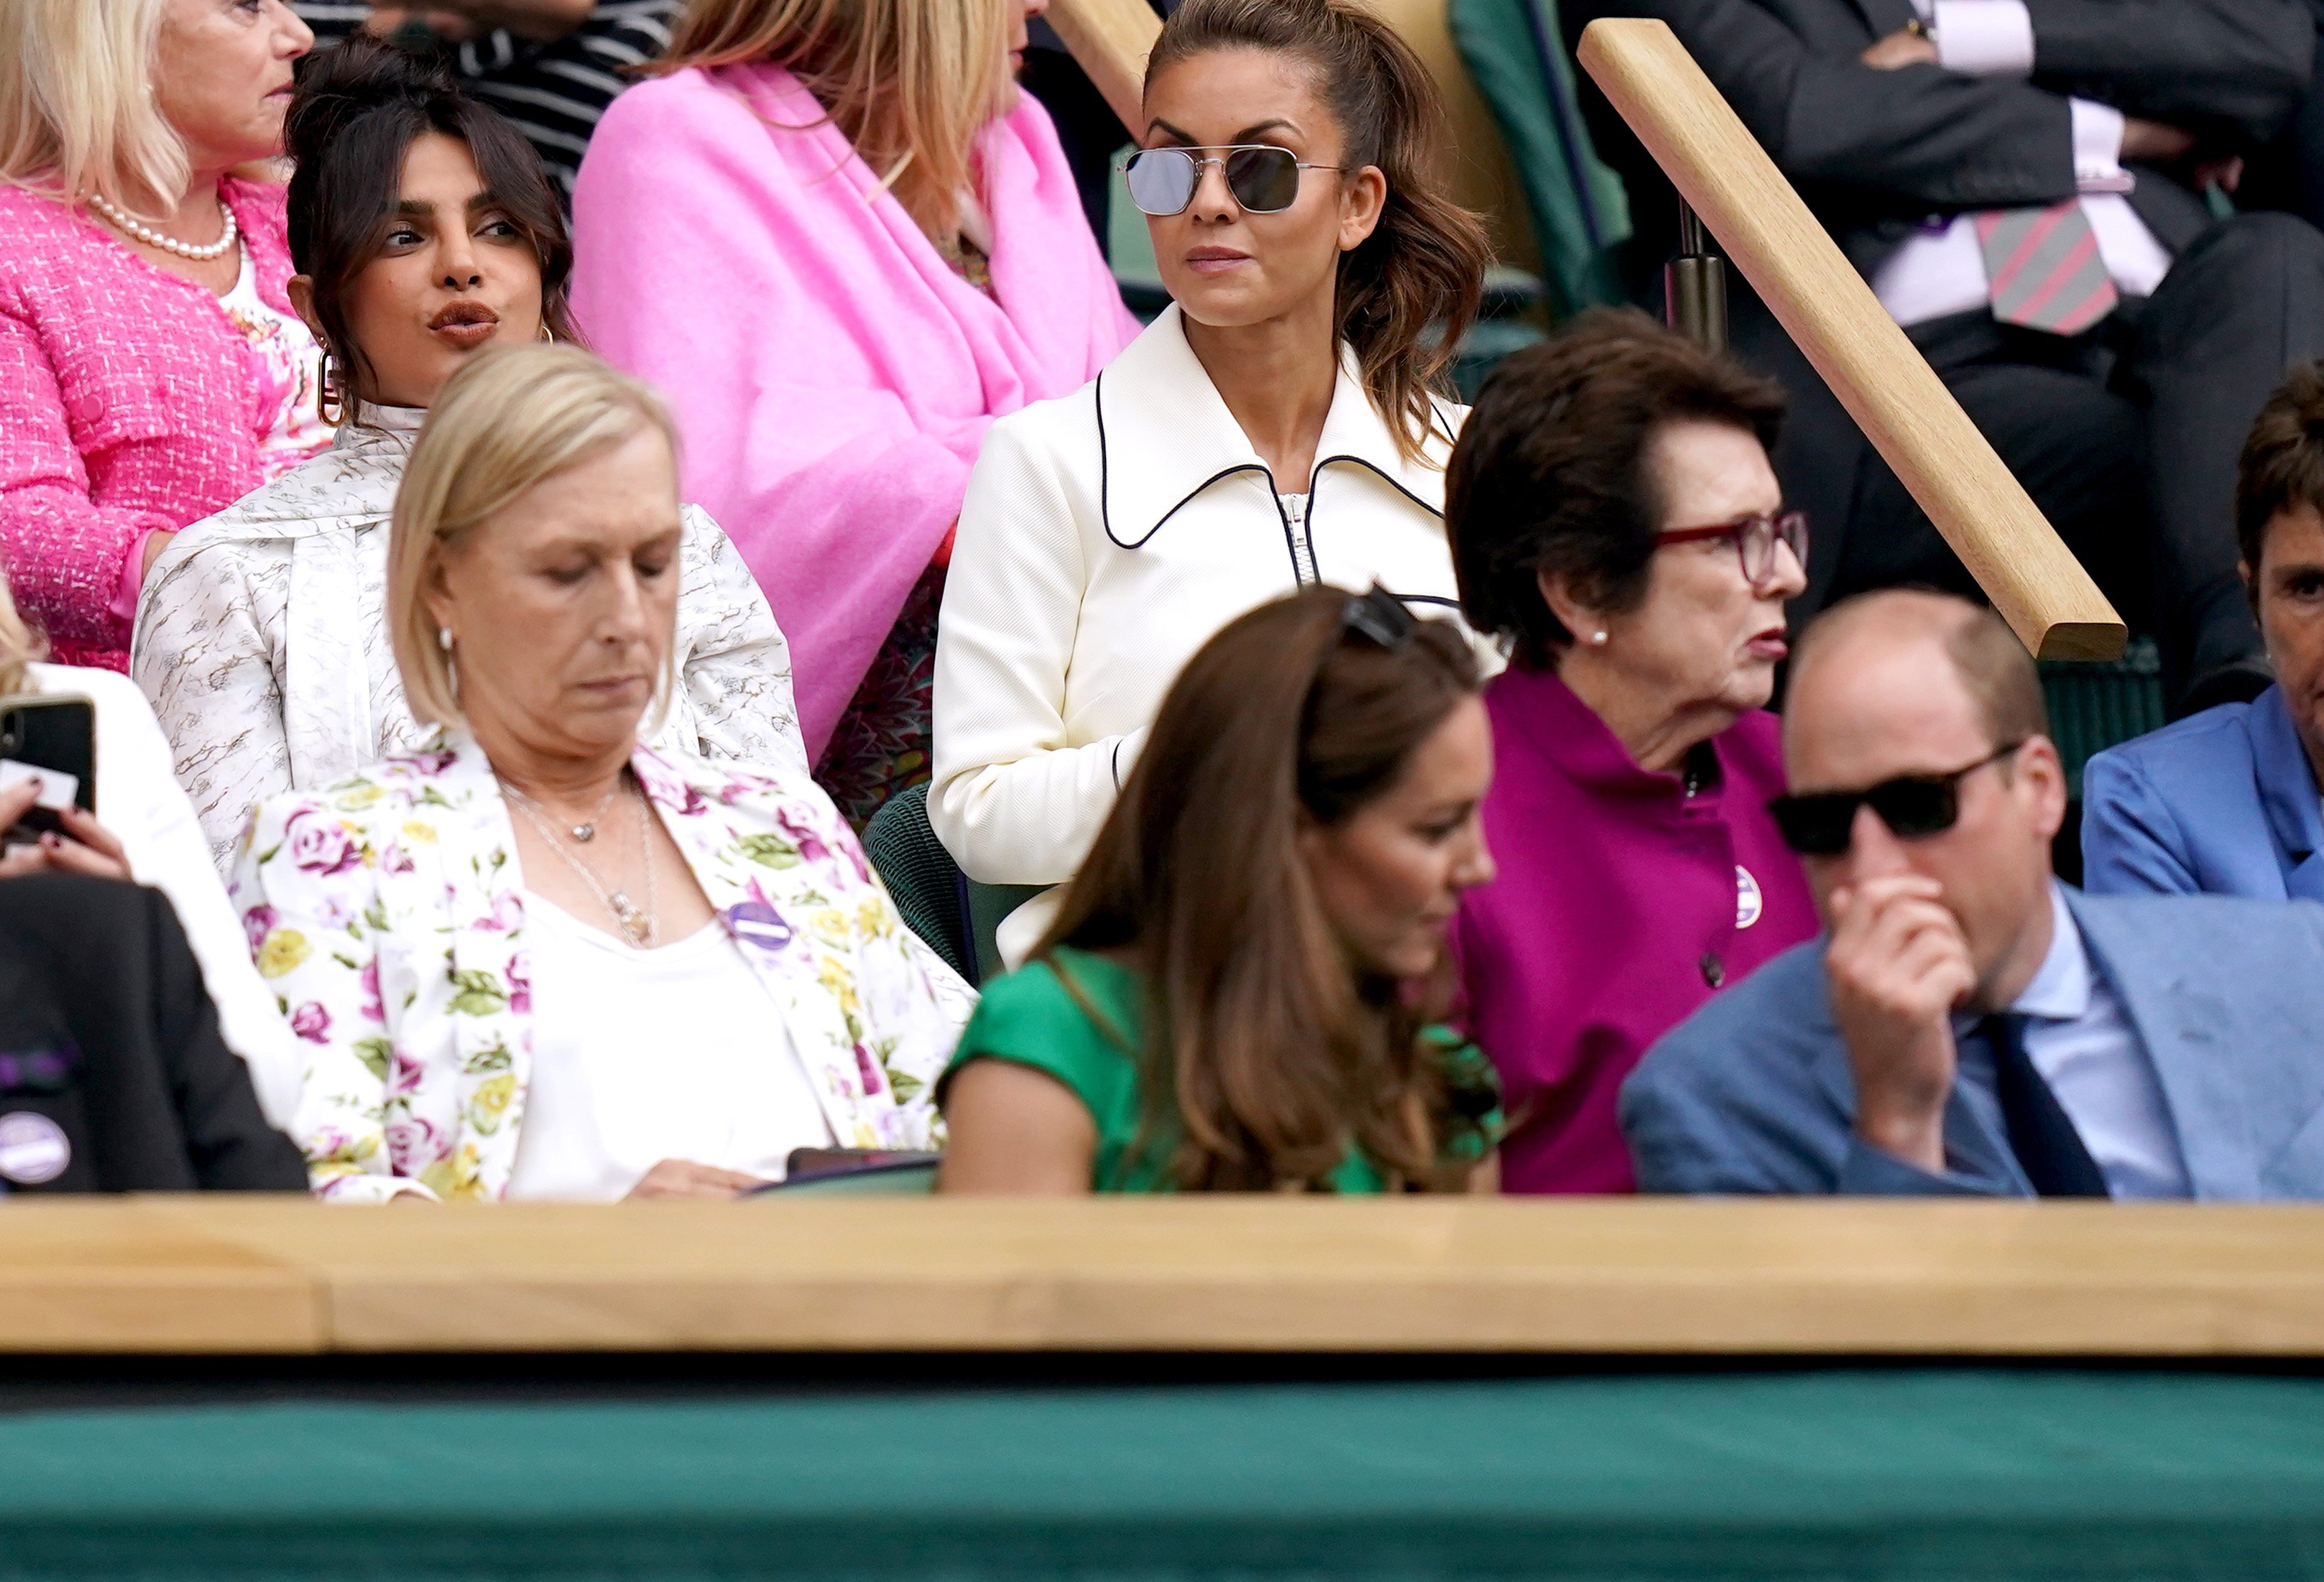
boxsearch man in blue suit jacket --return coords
[2083,688,2324,899]
[1623,591,2324,1199]
[2083,362,2324,901]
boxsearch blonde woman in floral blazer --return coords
[232,343,973,1203]
[235,731,969,1202]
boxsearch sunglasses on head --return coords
[1340,583,1415,649]
[1766,741,2026,856]
[1122,144,1342,216]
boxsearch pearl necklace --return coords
[86,190,239,262]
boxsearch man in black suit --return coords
[0,872,305,1194]
[1580,0,2324,712]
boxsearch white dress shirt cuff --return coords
[2070,97,2136,193]
[1931,1,2035,75]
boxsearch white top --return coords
[504,893,836,1201]
[17,662,305,1129]
[132,405,810,874]
[928,305,1490,964]
[2008,882,2192,1199]
[1872,0,2175,326]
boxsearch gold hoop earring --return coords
[538,323,554,344]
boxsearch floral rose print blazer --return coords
[231,730,973,1202]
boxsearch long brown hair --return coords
[650,0,1010,245]
[1038,587,1490,1192]
[1146,0,1489,463]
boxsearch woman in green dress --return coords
[939,585,1503,1193]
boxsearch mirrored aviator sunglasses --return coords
[1122,145,1329,216]
[1766,741,2026,856]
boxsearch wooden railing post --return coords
[1578,18,2125,661]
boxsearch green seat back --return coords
[1449,0,1632,318]
[2039,640,2167,800]
[861,782,973,981]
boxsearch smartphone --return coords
[781,1147,942,1182]
[0,693,96,843]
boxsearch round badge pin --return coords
[1735,864,1764,930]
[0,1110,70,1185]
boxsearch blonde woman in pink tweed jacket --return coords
[0,0,324,672]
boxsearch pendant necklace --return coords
[557,777,624,843]
[504,775,659,947]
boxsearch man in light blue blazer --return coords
[1622,591,2324,1199]
[2083,363,2324,901]
[2083,688,2324,900]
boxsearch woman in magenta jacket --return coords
[0,0,326,671]
[1444,312,1820,1193]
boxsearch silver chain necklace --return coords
[538,776,622,843]
[504,776,658,948]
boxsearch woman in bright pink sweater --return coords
[571,0,1135,824]
[0,0,323,671]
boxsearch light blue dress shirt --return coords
[2001,884,2192,1199]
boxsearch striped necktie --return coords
[1974,201,2119,337]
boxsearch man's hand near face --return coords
[1825,874,1977,1174]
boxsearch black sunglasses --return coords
[1122,145,1342,216]
[1767,741,2026,856]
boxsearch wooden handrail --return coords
[9,1197,2324,1355]
[1579,19,2124,661]
[1048,0,1163,138]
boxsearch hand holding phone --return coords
[0,693,123,882]
[0,780,129,882]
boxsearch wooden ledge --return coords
[7,1198,2324,1356]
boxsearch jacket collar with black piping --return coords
[1094,302,1461,565]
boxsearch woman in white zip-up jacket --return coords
[929,0,1494,964]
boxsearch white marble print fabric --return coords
[133,406,809,871]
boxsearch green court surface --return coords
[4,1368,2324,1578]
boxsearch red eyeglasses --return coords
[1655,510,1809,589]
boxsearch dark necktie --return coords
[1979,1014,2111,1198]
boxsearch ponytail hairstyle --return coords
[1146,0,1489,464]
[283,34,577,419]
[1038,586,1494,1193]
